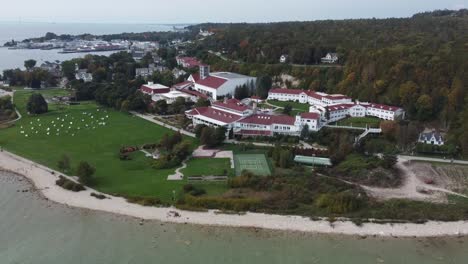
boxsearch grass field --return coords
[234,154,272,176]
[0,89,227,202]
[181,158,234,177]
[332,117,381,128]
[267,100,310,112]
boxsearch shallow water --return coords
[1,172,468,264]
[0,22,182,71]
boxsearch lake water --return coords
[0,22,185,72]
[1,171,468,264]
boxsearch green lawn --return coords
[332,117,381,128]
[181,158,234,177]
[267,100,310,112]
[0,89,227,202]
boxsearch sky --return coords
[2,0,467,24]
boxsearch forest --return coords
[188,10,468,156]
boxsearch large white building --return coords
[268,88,352,106]
[268,88,405,123]
[188,65,256,100]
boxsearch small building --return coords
[321,53,339,64]
[279,55,289,63]
[294,155,332,167]
[418,131,445,146]
[172,68,187,79]
[176,56,202,68]
[140,82,170,95]
[75,70,93,82]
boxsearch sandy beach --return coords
[1,150,468,238]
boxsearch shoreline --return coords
[1,150,468,238]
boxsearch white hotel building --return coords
[268,88,405,123]
[188,65,256,100]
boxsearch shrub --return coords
[55,176,85,192]
[126,196,162,207]
[90,193,107,199]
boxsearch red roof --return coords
[300,112,320,120]
[187,107,243,124]
[251,96,261,100]
[238,114,295,126]
[140,85,170,94]
[173,81,193,89]
[269,88,306,95]
[327,104,354,112]
[179,89,209,99]
[178,57,202,68]
[196,76,227,89]
[322,94,351,100]
[367,103,402,112]
[212,98,249,112]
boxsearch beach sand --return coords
[1,150,468,237]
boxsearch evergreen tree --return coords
[26,93,48,114]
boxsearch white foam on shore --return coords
[1,150,468,238]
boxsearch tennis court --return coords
[234,154,272,176]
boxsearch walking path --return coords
[398,155,468,166]
[167,158,188,180]
[130,112,196,138]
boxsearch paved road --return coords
[398,155,468,165]
[130,112,196,138]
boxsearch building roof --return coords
[187,107,243,124]
[269,88,306,95]
[367,103,402,112]
[294,155,332,166]
[177,57,202,68]
[179,89,209,99]
[238,114,295,126]
[327,104,354,112]
[196,75,227,89]
[212,98,249,112]
[141,83,169,90]
[300,112,320,120]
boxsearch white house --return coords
[75,70,93,82]
[418,131,445,146]
[279,55,289,63]
[321,53,339,64]
[234,114,301,137]
[365,103,405,121]
[268,88,352,106]
[188,65,256,100]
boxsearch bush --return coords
[126,196,162,207]
[55,176,85,192]
[90,193,107,199]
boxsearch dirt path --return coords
[362,157,468,202]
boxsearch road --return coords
[398,155,468,166]
[130,112,196,138]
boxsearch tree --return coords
[381,154,397,169]
[200,127,216,148]
[77,161,95,185]
[194,124,207,138]
[234,85,250,100]
[26,93,48,114]
[57,154,71,173]
[214,126,227,144]
[256,76,272,99]
[153,99,168,115]
[300,124,310,139]
[194,98,210,107]
[24,59,37,71]
[282,104,292,115]
[279,149,293,168]
[172,140,192,160]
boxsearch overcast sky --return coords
[2,0,467,23]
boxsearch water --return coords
[1,171,467,264]
[0,22,185,72]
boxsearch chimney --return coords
[223,97,228,104]
[200,65,210,80]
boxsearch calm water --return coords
[0,22,184,72]
[1,171,467,264]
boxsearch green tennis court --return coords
[234,154,271,176]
